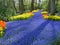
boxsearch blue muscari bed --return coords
[0,10,60,45]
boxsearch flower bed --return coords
[8,12,34,21]
[0,20,6,38]
[32,9,39,12]
[41,11,60,21]
[45,16,60,21]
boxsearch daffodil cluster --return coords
[8,12,34,21]
[32,9,39,12]
[41,11,60,21]
[0,26,3,31]
[41,11,48,14]
[0,20,6,38]
[0,26,4,38]
[46,15,60,21]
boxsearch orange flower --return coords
[28,12,33,15]
[0,20,6,29]
[42,14,47,16]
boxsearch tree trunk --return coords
[0,0,16,21]
[47,0,51,13]
[31,0,34,11]
[48,0,56,15]
[39,0,41,9]
[13,0,17,13]
[19,0,25,14]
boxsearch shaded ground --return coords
[0,10,60,45]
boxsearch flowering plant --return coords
[42,15,60,21]
[0,20,6,38]
[9,12,34,21]
[41,11,48,14]
[32,9,39,12]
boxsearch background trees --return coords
[47,0,56,15]
[0,0,16,21]
[19,0,25,14]
[0,0,60,21]
[31,0,34,11]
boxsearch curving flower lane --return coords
[0,10,60,45]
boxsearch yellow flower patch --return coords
[41,11,48,14]
[0,26,3,31]
[8,12,34,21]
[32,9,39,12]
[43,15,60,21]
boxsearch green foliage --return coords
[0,3,7,21]
[53,40,60,45]
[24,1,31,12]
[41,0,48,11]
[0,30,5,38]
[57,5,60,12]
[0,0,16,21]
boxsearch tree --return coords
[48,0,56,15]
[31,0,34,11]
[19,0,25,14]
[39,0,41,9]
[0,0,16,21]
[47,0,51,13]
[13,0,17,13]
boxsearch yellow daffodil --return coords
[0,26,3,31]
[41,11,48,14]
[9,12,34,21]
[43,15,60,21]
[43,16,49,19]
[32,9,39,12]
